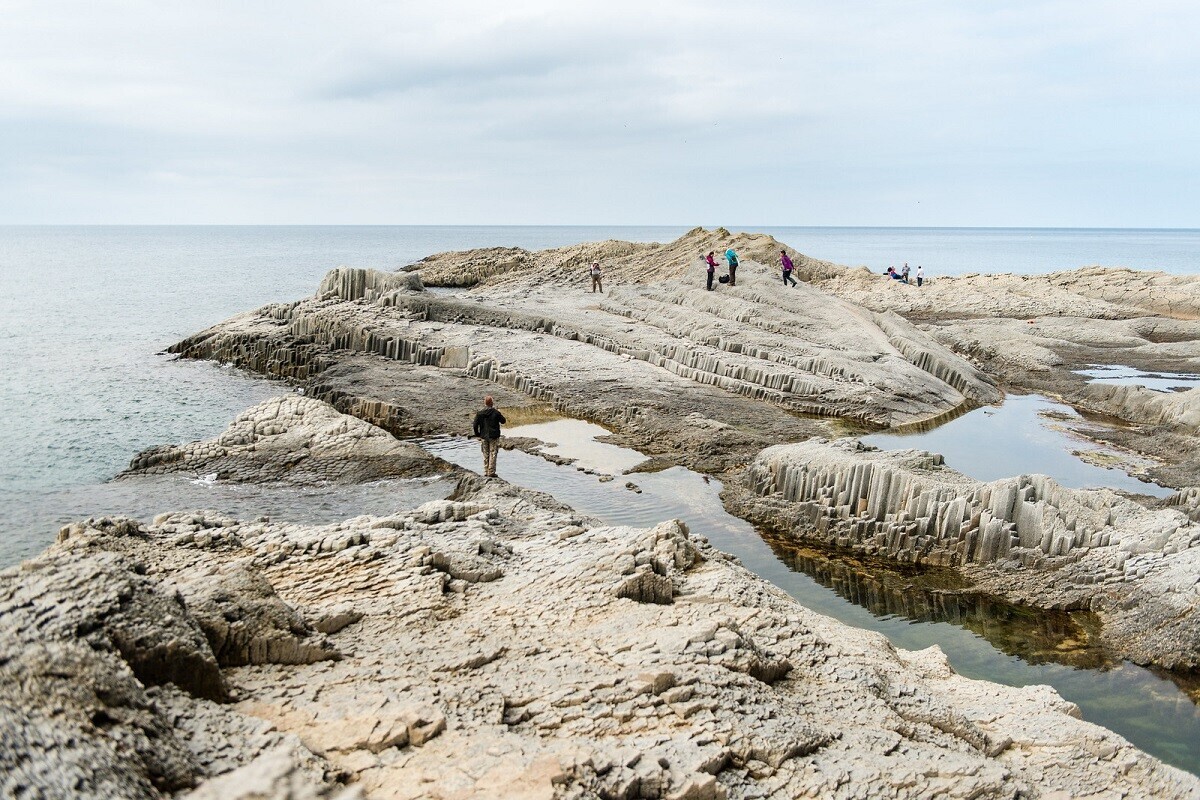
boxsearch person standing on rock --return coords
[472,396,506,478]
[725,248,739,286]
[590,261,603,293]
[916,265,924,287]
[780,249,797,287]
[705,251,718,290]
[901,263,910,284]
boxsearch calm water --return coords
[1077,365,1200,393]
[755,225,1200,277]
[421,421,1200,776]
[862,393,1175,498]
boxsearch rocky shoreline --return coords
[5,228,1200,797]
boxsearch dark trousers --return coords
[783,271,797,286]
[706,270,714,290]
[728,265,737,286]
[917,277,923,287]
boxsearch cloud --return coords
[0,1,1197,224]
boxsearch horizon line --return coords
[2,223,1198,232]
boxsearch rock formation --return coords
[736,437,1200,669]
[5,457,1198,798]
[125,395,444,484]
[11,228,1200,796]
[162,228,1200,667]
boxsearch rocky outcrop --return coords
[0,514,361,799]
[172,260,995,430]
[125,395,443,483]
[0,641,201,799]
[175,562,342,667]
[7,392,1200,797]
[1046,266,1200,320]
[3,521,226,702]
[10,481,1200,797]
[738,437,1200,669]
[317,266,424,302]
[408,226,848,288]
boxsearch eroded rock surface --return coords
[10,483,1200,798]
[735,438,1200,669]
[171,229,998,436]
[125,395,441,484]
[6,393,1200,797]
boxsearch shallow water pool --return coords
[862,393,1174,498]
[1076,364,1200,393]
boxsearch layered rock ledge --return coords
[29,227,1193,795]
[734,438,1200,669]
[5,469,1199,798]
[162,229,1200,669]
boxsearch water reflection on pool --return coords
[418,419,1199,775]
[1076,364,1200,393]
[862,393,1174,498]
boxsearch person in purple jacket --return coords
[780,249,797,287]
[705,251,717,290]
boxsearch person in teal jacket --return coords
[725,248,739,286]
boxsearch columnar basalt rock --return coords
[739,437,1200,669]
[172,261,995,428]
[8,395,1200,796]
[317,266,424,302]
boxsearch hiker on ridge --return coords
[781,249,797,287]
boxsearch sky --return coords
[1,0,1198,227]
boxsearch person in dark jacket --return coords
[705,251,717,290]
[472,395,506,478]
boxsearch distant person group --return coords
[884,262,924,286]
[586,245,886,293]
[704,247,795,289]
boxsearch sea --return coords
[1,224,1198,568]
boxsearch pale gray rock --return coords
[3,527,226,700]
[0,641,199,799]
[171,253,997,433]
[185,747,358,800]
[738,437,1200,669]
[317,266,423,302]
[175,562,342,667]
[4,477,1198,798]
[125,395,440,484]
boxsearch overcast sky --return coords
[2,1,1197,226]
